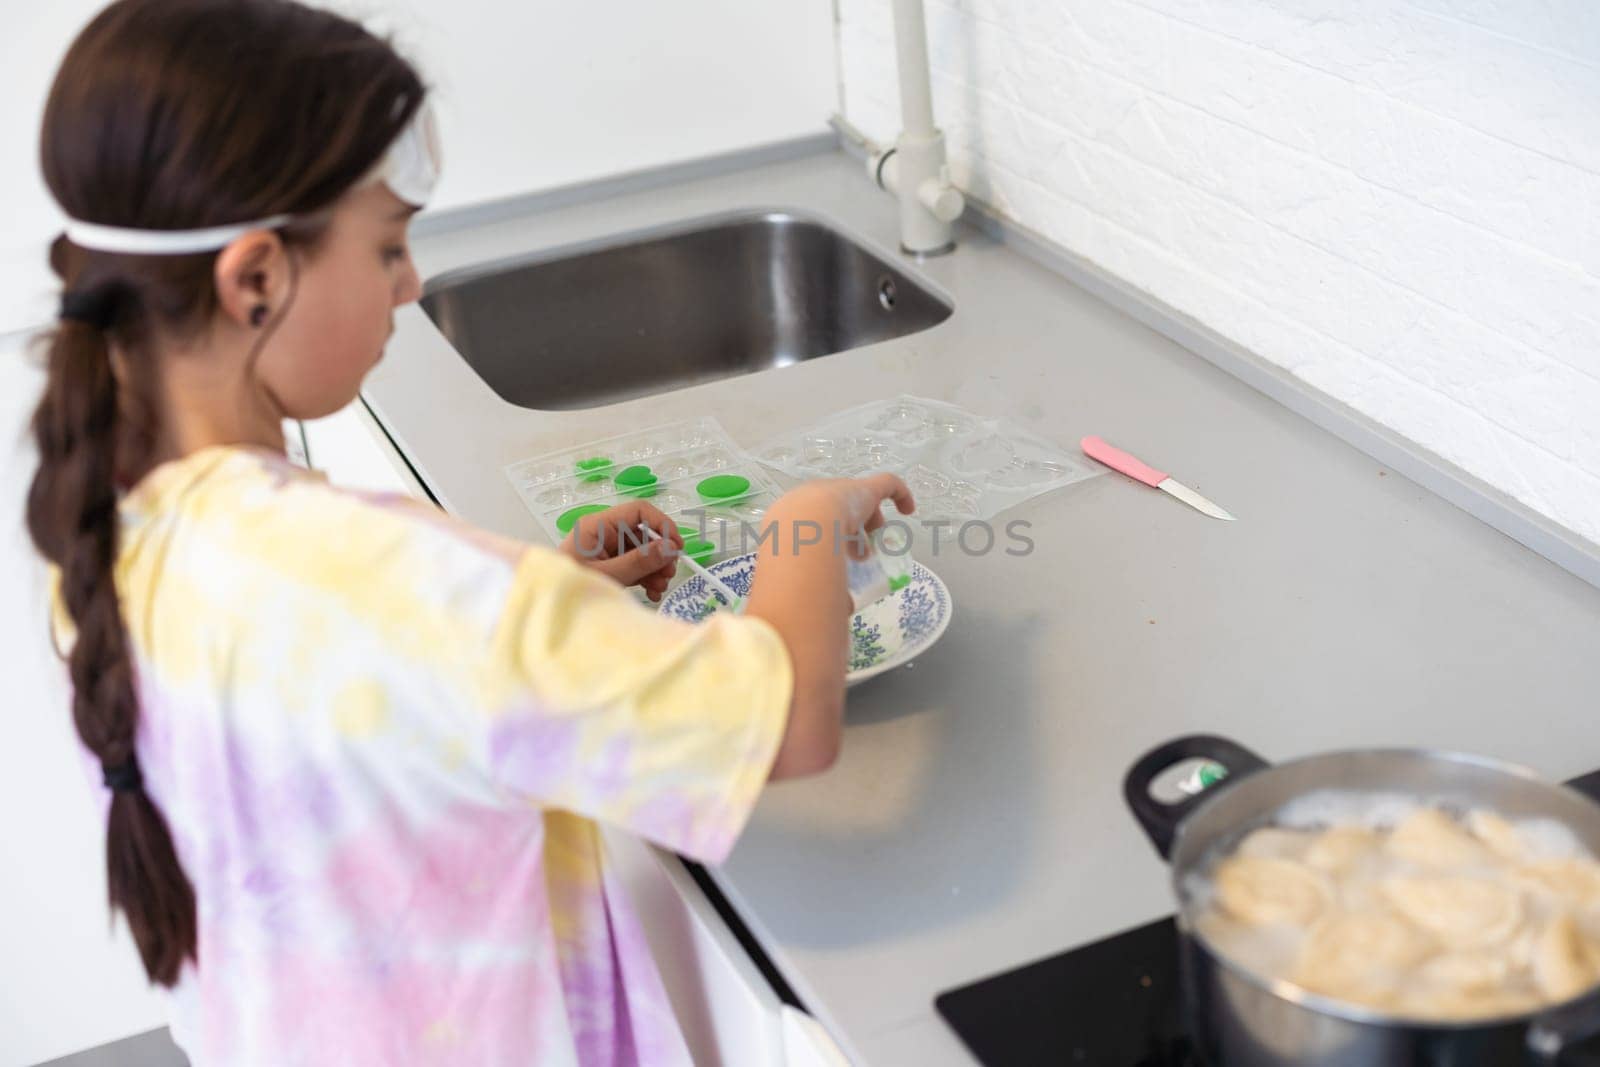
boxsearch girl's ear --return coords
[213,232,290,329]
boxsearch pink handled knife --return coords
[1080,436,1236,521]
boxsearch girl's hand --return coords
[772,472,916,553]
[560,502,681,602]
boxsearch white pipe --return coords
[892,0,937,139]
[856,0,963,255]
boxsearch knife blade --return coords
[1080,436,1236,521]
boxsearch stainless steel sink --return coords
[420,210,953,410]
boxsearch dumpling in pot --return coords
[1215,856,1333,928]
[1468,810,1531,863]
[1304,825,1381,876]
[1291,912,1430,1007]
[1514,858,1600,907]
[1387,809,1492,870]
[1382,876,1524,949]
[1235,827,1314,862]
[1418,950,1512,993]
[1532,913,1600,1003]
[1398,986,1543,1021]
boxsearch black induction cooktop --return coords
[935,769,1600,1067]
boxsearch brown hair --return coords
[26,0,424,986]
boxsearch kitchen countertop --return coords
[365,142,1600,1064]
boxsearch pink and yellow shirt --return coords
[50,445,792,1065]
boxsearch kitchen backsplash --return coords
[836,0,1600,545]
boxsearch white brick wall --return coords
[837,0,1600,545]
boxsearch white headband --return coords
[62,214,295,255]
[360,100,440,208]
[61,99,440,256]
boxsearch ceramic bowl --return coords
[657,551,953,686]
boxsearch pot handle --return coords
[1528,996,1600,1065]
[1124,735,1269,861]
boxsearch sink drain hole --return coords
[877,276,898,311]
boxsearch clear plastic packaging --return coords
[505,417,783,551]
[755,395,1101,523]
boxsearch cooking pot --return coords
[1124,735,1600,1066]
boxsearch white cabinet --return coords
[603,829,786,1065]
[782,1005,854,1067]
[602,830,853,1066]
[297,400,427,499]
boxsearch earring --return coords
[250,305,268,328]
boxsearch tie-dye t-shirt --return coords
[49,445,793,1065]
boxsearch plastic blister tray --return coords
[754,395,1101,523]
[505,417,783,549]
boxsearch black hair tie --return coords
[59,284,122,330]
[102,757,143,793]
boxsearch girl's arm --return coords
[743,474,914,780]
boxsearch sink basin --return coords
[420,209,953,410]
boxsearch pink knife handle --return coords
[1080,436,1168,487]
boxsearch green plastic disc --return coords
[615,464,654,485]
[614,465,658,498]
[696,474,751,501]
[574,456,613,482]
[682,538,717,564]
[555,503,610,534]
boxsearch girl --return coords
[26,1,911,1063]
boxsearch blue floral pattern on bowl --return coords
[849,615,888,673]
[658,553,953,686]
